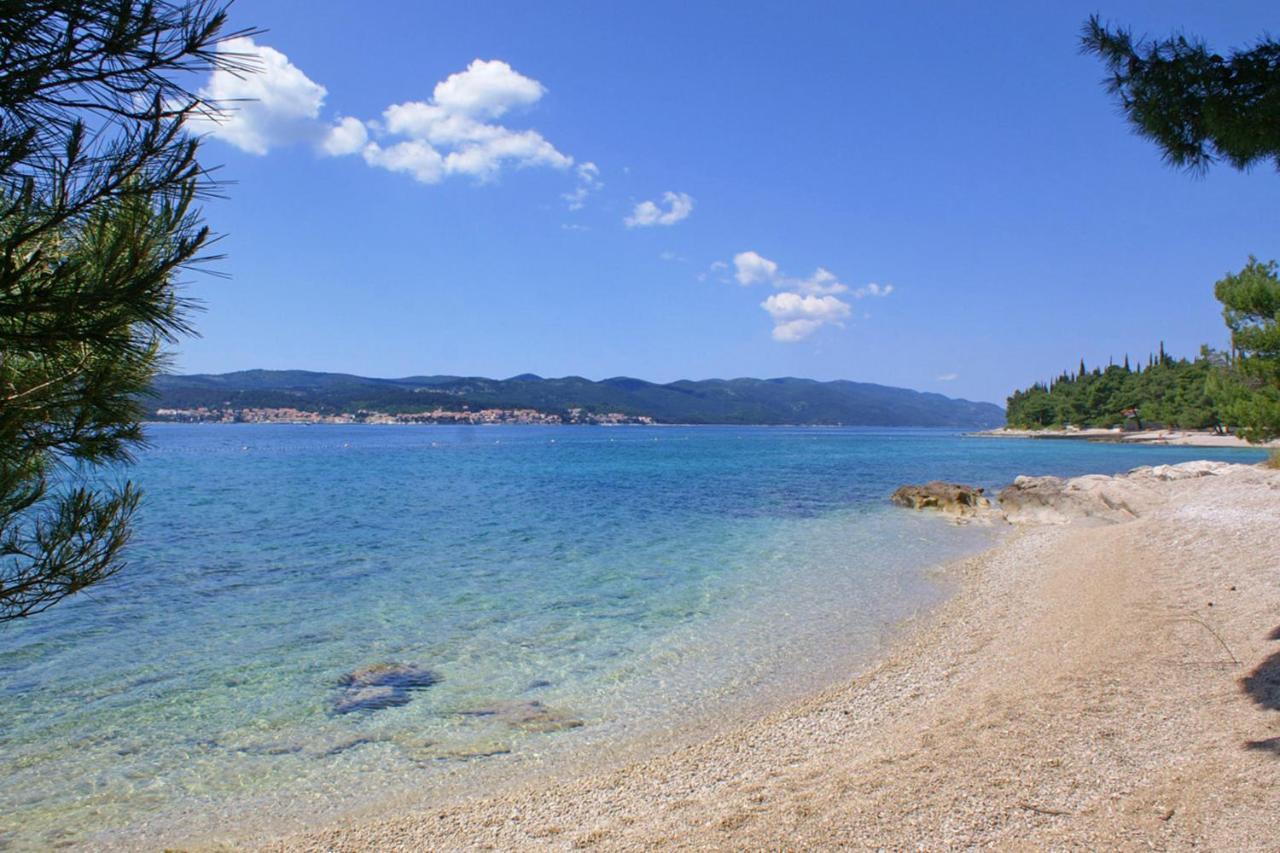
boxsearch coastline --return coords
[973,425,1278,449]
[258,461,1280,849]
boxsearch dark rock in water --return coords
[339,662,440,690]
[458,699,584,733]
[332,662,440,715]
[333,685,413,714]
[233,742,305,756]
[890,482,990,517]
[321,737,378,757]
[424,742,513,762]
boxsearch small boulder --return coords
[997,472,1151,524]
[332,662,440,715]
[339,662,440,690]
[459,699,584,733]
[890,482,991,517]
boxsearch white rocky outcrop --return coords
[997,460,1240,525]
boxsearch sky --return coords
[174,0,1278,405]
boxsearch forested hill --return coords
[150,371,1005,427]
[1005,347,1223,430]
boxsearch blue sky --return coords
[176,0,1278,404]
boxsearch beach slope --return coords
[269,462,1280,850]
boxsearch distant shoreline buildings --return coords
[151,406,656,426]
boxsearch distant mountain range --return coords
[150,370,1005,428]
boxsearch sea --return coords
[0,424,1265,848]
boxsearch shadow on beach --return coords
[1241,626,1280,756]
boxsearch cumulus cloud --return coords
[761,292,852,342]
[192,45,575,187]
[189,36,327,154]
[432,58,546,117]
[362,59,571,183]
[717,250,894,341]
[733,251,778,285]
[730,252,846,295]
[322,116,368,156]
[563,161,602,209]
[625,191,694,227]
[361,140,444,183]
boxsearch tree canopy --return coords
[1005,347,1223,431]
[0,1,252,620]
[1213,257,1280,441]
[1007,260,1280,442]
[1081,15,1280,172]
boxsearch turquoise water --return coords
[0,425,1265,848]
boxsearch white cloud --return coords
[625,191,694,227]
[853,282,894,298]
[322,116,368,156]
[431,59,545,118]
[936,372,959,381]
[361,140,444,183]
[190,36,327,155]
[722,250,894,341]
[733,251,778,285]
[193,45,574,187]
[795,267,848,296]
[761,292,852,342]
[731,252,846,294]
[563,161,602,209]
[368,61,571,183]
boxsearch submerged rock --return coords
[320,736,379,757]
[890,482,991,518]
[339,662,440,690]
[459,699,584,733]
[332,662,440,715]
[422,740,513,762]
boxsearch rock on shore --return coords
[997,460,1233,525]
[889,482,991,518]
[894,461,1242,526]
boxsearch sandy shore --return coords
[975,426,1278,449]
[265,462,1280,850]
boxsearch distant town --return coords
[151,406,657,426]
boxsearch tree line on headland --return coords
[1006,259,1280,442]
[1003,20,1280,443]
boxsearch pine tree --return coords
[1082,16,1280,173]
[0,2,255,621]
[1212,258,1280,441]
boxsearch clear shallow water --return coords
[0,425,1265,848]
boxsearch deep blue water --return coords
[0,425,1265,848]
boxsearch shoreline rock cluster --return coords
[892,460,1240,526]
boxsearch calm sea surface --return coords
[0,425,1265,848]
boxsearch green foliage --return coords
[0,1,251,621]
[1212,258,1280,442]
[1081,16,1280,173]
[1007,258,1280,443]
[1006,349,1224,431]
